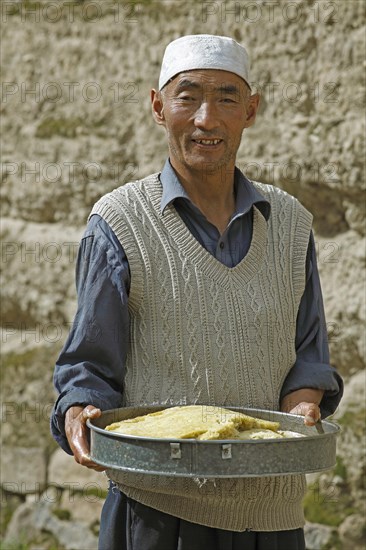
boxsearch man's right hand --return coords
[65,405,105,471]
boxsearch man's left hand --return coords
[280,388,324,426]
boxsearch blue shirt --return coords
[51,160,343,453]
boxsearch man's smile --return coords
[192,138,223,146]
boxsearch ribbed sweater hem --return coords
[116,483,305,532]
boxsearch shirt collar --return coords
[159,159,271,220]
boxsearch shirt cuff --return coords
[280,361,344,418]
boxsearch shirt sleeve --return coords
[50,215,130,454]
[280,232,343,418]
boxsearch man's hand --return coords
[280,388,324,426]
[65,405,105,471]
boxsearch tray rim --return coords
[87,405,340,444]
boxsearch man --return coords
[51,35,343,550]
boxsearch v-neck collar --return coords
[147,174,268,290]
[160,158,271,222]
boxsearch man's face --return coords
[151,69,259,176]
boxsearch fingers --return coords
[77,451,106,472]
[304,407,320,426]
[288,401,321,426]
[81,406,102,422]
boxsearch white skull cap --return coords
[159,34,251,91]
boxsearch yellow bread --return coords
[234,429,303,440]
[105,405,281,440]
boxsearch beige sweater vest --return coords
[90,173,313,531]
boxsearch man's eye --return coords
[220,97,236,103]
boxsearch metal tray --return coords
[87,406,340,478]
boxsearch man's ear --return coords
[151,89,165,126]
[243,93,260,128]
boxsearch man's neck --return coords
[171,162,236,235]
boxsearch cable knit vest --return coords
[90,173,313,531]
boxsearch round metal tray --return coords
[87,406,340,478]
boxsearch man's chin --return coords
[183,154,230,174]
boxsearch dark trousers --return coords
[98,483,306,550]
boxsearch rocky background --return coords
[1,0,365,548]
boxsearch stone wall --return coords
[1,1,365,548]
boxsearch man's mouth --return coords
[193,139,222,146]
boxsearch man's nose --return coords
[194,101,219,130]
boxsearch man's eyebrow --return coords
[217,84,240,95]
[174,79,201,92]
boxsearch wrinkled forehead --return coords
[163,69,250,97]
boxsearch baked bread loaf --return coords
[105,405,288,440]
